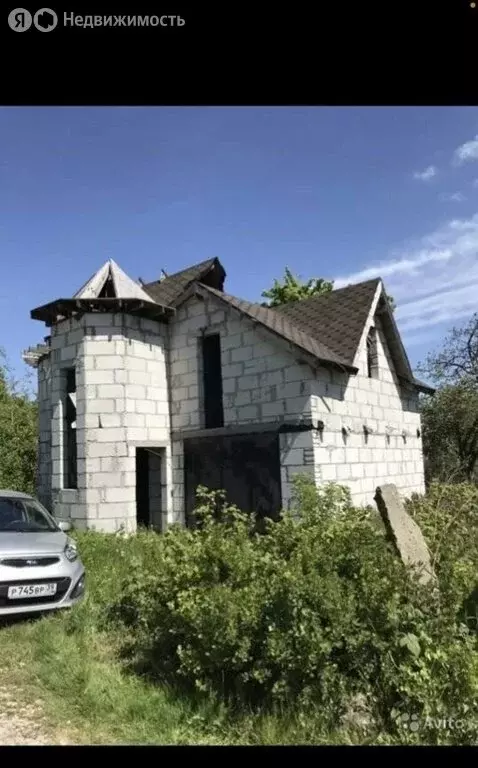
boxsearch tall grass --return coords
[0,530,230,745]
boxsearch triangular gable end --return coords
[73,259,154,302]
[74,261,110,299]
[376,295,415,382]
[353,280,414,383]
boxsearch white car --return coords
[0,490,85,617]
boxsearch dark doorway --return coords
[136,447,165,530]
[184,432,282,527]
[136,448,150,527]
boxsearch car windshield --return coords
[0,498,59,533]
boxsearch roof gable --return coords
[74,259,153,302]
[374,292,414,381]
[372,294,433,392]
[143,257,226,307]
[274,279,381,366]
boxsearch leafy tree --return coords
[421,383,478,483]
[386,293,396,312]
[418,313,478,484]
[261,267,396,309]
[261,268,334,307]
[0,348,38,493]
[419,313,478,386]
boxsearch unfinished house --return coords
[23,257,433,532]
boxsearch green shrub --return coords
[110,479,478,742]
[406,482,478,624]
[0,350,37,494]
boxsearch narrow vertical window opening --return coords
[64,368,77,489]
[367,326,379,379]
[201,334,224,429]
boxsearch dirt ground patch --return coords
[0,679,73,745]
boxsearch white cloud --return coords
[413,165,437,181]
[397,284,478,330]
[334,248,454,286]
[402,329,447,349]
[453,134,478,165]
[473,178,478,188]
[439,191,466,203]
[334,212,478,335]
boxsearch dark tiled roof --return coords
[377,298,414,381]
[273,279,381,366]
[411,377,435,395]
[144,262,379,371]
[143,258,223,307]
[140,258,424,390]
[200,285,357,372]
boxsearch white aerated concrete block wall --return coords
[169,293,316,517]
[37,355,52,511]
[311,312,424,507]
[169,290,425,515]
[81,313,170,533]
[48,316,86,522]
[39,313,172,532]
[279,429,319,510]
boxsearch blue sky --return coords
[1,107,478,388]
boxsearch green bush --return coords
[0,350,37,493]
[110,479,478,742]
[406,482,478,630]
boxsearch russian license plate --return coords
[7,583,57,600]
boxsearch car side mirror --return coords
[58,519,72,532]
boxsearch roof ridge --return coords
[332,276,382,292]
[144,257,217,288]
[142,258,225,308]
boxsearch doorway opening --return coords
[184,431,282,528]
[135,447,165,530]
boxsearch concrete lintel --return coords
[129,440,170,449]
[172,420,317,442]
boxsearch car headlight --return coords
[64,539,78,562]
[71,574,86,599]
